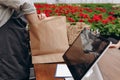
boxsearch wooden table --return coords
[34,48,120,80]
[34,63,63,80]
[98,48,120,80]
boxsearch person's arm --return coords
[0,0,36,14]
[0,0,46,27]
[25,12,46,27]
[25,13,40,28]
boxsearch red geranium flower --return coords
[88,19,93,23]
[108,12,115,15]
[67,17,75,22]
[102,19,109,24]
[108,15,116,21]
[92,14,102,22]
[79,19,84,22]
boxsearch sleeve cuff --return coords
[21,2,36,14]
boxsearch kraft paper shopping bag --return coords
[29,16,69,63]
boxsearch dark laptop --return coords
[63,28,111,80]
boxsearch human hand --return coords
[110,41,120,49]
[25,13,46,28]
[38,13,46,20]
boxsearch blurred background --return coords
[32,0,120,4]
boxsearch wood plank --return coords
[34,63,63,80]
[98,48,120,80]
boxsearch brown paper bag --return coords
[29,16,69,63]
[67,22,90,45]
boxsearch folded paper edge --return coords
[32,53,65,64]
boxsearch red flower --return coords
[88,19,93,23]
[95,7,106,12]
[108,15,116,21]
[45,13,50,17]
[79,19,84,22]
[85,8,93,12]
[34,4,41,9]
[108,12,115,15]
[92,14,102,22]
[79,13,89,19]
[37,9,41,14]
[102,19,109,24]
[67,17,75,22]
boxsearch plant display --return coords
[34,3,120,39]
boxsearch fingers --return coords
[38,13,46,20]
[110,41,120,48]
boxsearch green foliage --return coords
[35,3,120,39]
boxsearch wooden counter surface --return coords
[34,63,63,80]
[34,48,120,80]
[98,48,120,80]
